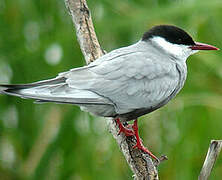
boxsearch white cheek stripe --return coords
[151,36,195,59]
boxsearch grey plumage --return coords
[1,25,218,121]
[0,40,187,120]
[1,24,218,160]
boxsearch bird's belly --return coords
[117,63,187,121]
[118,93,177,121]
[80,104,116,117]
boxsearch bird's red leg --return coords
[116,118,159,161]
[115,118,135,136]
[132,119,158,161]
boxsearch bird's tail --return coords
[0,77,65,102]
[0,77,112,105]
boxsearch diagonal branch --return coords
[199,140,222,180]
[64,0,104,63]
[64,0,159,179]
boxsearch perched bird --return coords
[0,25,219,161]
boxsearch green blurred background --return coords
[0,0,222,179]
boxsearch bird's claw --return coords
[116,118,135,136]
[117,126,135,136]
[133,141,159,161]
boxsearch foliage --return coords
[0,0,222,179]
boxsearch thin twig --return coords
[64,0,159,179]
[199,140,222,180]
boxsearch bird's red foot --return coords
[132,119,159,161]
[132,139,158,160]
[115,118,158,161]
[116,118,135,136]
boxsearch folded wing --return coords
[0,41,180,117]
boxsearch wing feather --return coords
[64,42,180,115]
[1,41,181,117]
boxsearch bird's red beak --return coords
[190,42,219,50]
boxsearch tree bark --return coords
[199,140,222,180]
[64,0,159,179]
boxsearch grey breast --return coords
[119,60,187,121]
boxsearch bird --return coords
[0,25,219,161]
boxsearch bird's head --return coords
[142,25,219,60]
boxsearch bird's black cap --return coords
[142,25,195,46]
